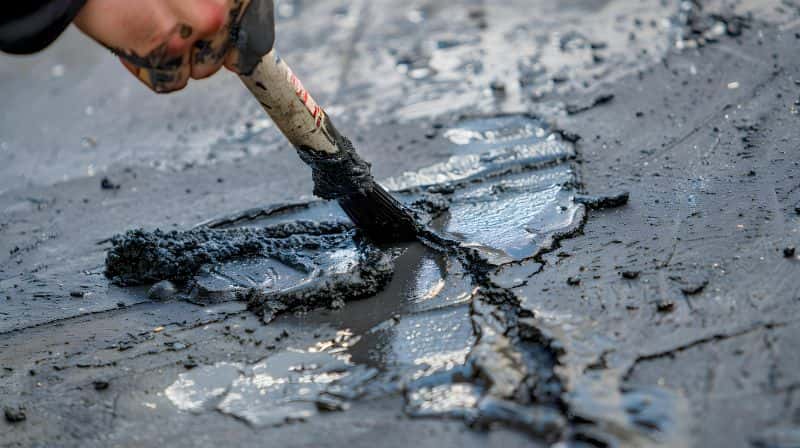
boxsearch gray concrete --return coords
[2,0,800,446]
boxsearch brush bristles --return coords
[337,182,418,243]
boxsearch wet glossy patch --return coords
[394,114,584,265]
[433,169,584,264]
[281,242,478,390]
[384,115,574,191]
[165,362,244,413]
[191,257,306,303]
[357,305,475,381]
[406,383,482,419]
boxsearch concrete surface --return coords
[2,0,800,447]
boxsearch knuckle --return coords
[151,19,180,50]
[166,34,192,55]
[195,2,227,35]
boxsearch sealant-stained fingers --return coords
[114,43,189,93]
[133,58,192,93]
[113,0,253,92]
[190,0,253,79]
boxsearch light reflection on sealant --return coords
[407,383,482,417]
[191,257,308,303]
[409,256,446,304]
[364,305,476,382]
[412,347,473,380]
[383,115,574,191]
[443,118,546,146]
[326,248,360,274]
[442,183,570,263]
[165,362,244,413]
[406,115,584,265]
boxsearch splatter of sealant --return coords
[111,114,681,442]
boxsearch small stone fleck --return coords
[4,405,26,423]
[101,177,121,190]
[621,270,640,280]
[567,277,581,286]
[148,280,178,302]
[656,300,676,313]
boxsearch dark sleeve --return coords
[0,0,88,55]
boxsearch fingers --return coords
[119,48,191,93]
[144,0,228,91]
[167,0,229,79]
[190,29,229,80]
[147,0,246,88]
[80,0,249,93]
[143,57,192,93]
[192,0,252,78]
[223,50,242,74]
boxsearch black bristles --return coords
[337,182,419,243]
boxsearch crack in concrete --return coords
[623,320,797,381]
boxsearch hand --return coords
[74,0,253,93]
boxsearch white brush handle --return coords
[240,50,339,155]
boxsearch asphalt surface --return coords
[2,1,800,447]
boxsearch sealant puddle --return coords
[107,114,683,442]
[282,243,476,386]
[386,114,584,266]
[431,168,584,265]
[161,239,476,427]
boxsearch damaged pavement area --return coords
[2,0,800,447]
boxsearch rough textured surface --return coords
[2,0,800,446]
[297,136,374,201]
[105,221,352,285]
[105,220,396,323]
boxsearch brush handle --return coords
[238,50,418,241]
[240,50,340,155]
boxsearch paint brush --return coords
[237,50,418,243]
